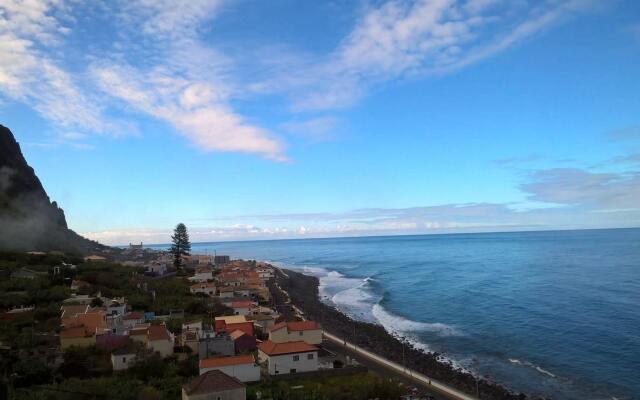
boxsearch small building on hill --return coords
[258,340,319,375]
[199,355,260,382]
[182,370,245,400]
[268,321,322,345]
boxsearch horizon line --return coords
[115,225,640,248]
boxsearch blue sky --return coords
[1,0,639,245]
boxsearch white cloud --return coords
[279,0,598,110]
[521,168,640,210]
[0,0,124,137]
[91,62,286,160]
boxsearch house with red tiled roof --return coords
[182,370,245,400]
[147,325,174,357]
[199,355,260,382]
[268,321,322,345]
[60,325,96,349]
[126,324,174,357]
[257,340,319,375]
[214,316,254,337]
[230,300,254,316]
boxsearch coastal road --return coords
[323,331,480,400]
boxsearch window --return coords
[299,331,303,336]
[122,357,126,363]
[290,368,296,374]
[307,353,314,360]
[293,355,299,361]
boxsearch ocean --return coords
[152,228,640,399]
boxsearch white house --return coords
[188,269,214,283]
[190,282,216,296]
[268,321,322,345]
[257,340,318,375]
[230,300,254,316]
[111,348,137,371]
[256,266,274,279]
[199,355,260,382]
[146,262,167,276]
[182,320,203,334]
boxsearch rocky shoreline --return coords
[271,267,529,400]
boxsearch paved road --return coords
[323,331,479,400]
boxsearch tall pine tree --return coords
[170,223,191,268]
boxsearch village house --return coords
[189,267,214,283]
[146,261,167,276]
[214,255,231,265]
[127,324,174,357]
[61,310,108,339]
[268,321,322,345]
[257,340,319,375]
[190,282,216,296]
[146,325,174,357]
[198,333,235,359]
[106,297,127,316]
[199,355,260,382]
[122,312,145,329]
[217,286,238,298]
[111,347,137,371]
[230,300,254,316]
[214,316,254,337]
[181,370,245,400]
[60,326,96,349]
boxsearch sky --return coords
[1,0,639,245]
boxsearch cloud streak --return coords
[84,164,640,245]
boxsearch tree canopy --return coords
[170,223,191,268]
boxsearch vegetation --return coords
[246,373,407,400]
[169,223,191,269]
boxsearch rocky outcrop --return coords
[0,124,106,254]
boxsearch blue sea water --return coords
[152,228,640,399]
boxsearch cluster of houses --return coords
[24,257,343,400]
[182,319,329,400]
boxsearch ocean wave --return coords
[372,303,462,337]
[509,358,556,378]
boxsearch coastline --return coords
[270,266,529,400]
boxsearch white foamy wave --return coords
[372,303,462,337]
[330,277,380,322]
[509,358,556,378]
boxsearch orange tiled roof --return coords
[191,282,215,289]
[199,354,255,368]
[258,340,317,356]
[231,300,253,309]
[268,320,319,333]
[147,325,171,341]
[60,325,93,339]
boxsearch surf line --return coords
[272,268,479,400]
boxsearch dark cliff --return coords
[0,124,107,254]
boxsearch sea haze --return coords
[151,228,640,400]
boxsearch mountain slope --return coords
[0,124,107,254]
